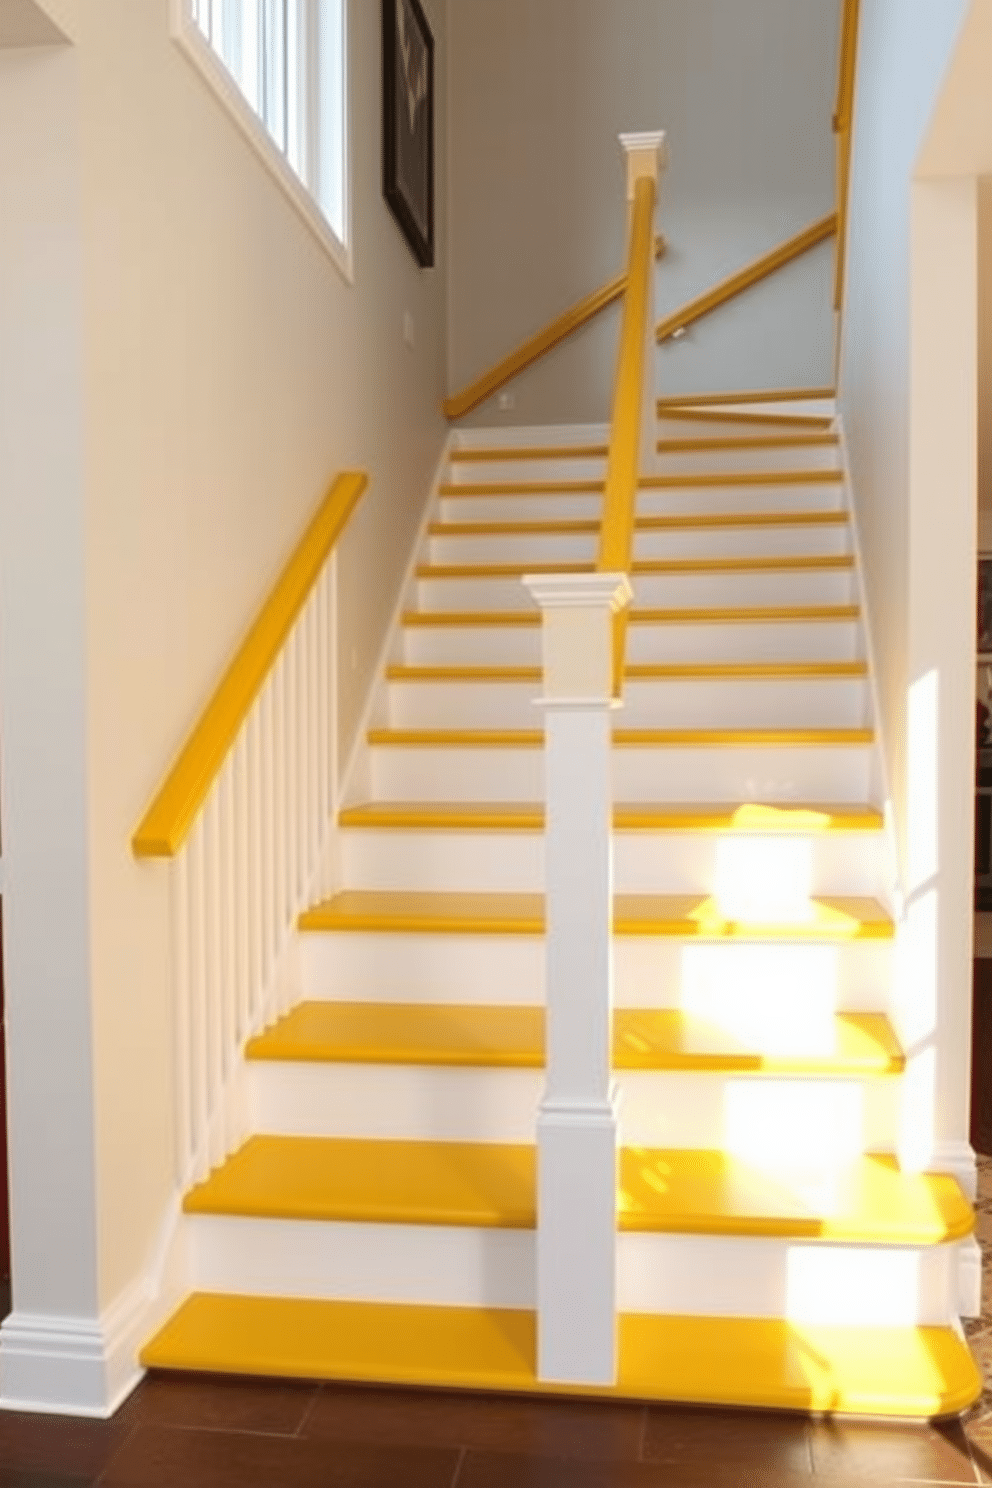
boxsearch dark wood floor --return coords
[0,1364,986,1488]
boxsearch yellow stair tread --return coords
[402,605,860,627]
[384,661,867,682]
[417,555,853,579]
[338,799,884,832]
[139,1296,981,1417]
[298,890,893,939]
[247,1003,904,1075]
[436,470,842,496]
[366,726,874,748]
[640,468,843,489]
[183,1136,534,1228]
[655,433,839,451]
[615,1151,973,1243]
[428,511,848,536]
[181,1139,969,1244]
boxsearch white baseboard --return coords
[932,1139,978,1202]
[958,1236,983,1319]
[0,1276,149,1418]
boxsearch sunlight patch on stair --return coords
[786,1247,927,1326]
[713,834,813,922]
[681,943,839,1050]
[722,1079,864,1166]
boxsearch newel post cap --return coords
[619,131,668,199]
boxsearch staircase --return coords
[140,401,982,1417]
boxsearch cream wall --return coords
[0,0,448,1406]
[447,0,839,426]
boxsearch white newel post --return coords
[524,572,632,1386]
[618,130,667,479]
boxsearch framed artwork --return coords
[981,556,992,656]
[382,0,435,267]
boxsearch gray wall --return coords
[447,0,840,426]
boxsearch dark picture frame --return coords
[382,0,435,267]
[980,556,992,656]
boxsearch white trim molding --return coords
[0,1279,150,1418]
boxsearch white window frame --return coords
[171,0,351,284]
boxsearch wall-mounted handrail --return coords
[597,173,658,692]
[833,0,861,311]
[655,214,837,343]
[442,235,666,422]
[133,470,367,858]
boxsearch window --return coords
[174,0,349,277]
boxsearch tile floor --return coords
[4,1137,992,1483]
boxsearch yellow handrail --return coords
[655,214,837,343]
[657,386,835,410]
[442,235,666,422]
[833,0,861,311]
[132,470,368,859]
[597,174,657,690]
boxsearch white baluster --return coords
[248,705,264,1025]
[220,760,238,1138]
[171,850,192,1185]
[261,676,277,1022]
[307,594,320,879]
[187,815,210,1182]
[234,729,250,1043]
[285,626,299,918]
[204,789,224,1167]
[317,565,330,841]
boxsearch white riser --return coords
[427,531,597,566]
[427,524,850,567]
[385,677,870,731]
[187,1214,535,1309]
[443,447,840,485]
[632,525,850,561]
[638,484,844,516]
[402,620,864,669]
[617,1234,956,1325]
[439,493,604,524]
[417,569,856,614]
[438,485,845,526]
[183,1215,953,1325]
[338,828,886,898]
[368,741,874,804]
[446,457,608,485]
[654,446,841,475]
[299,934,892,1013]
[246,1062,899,1154]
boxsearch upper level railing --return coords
[833,0,861,311]
[444,213,834,426]
[442,234,667,422]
